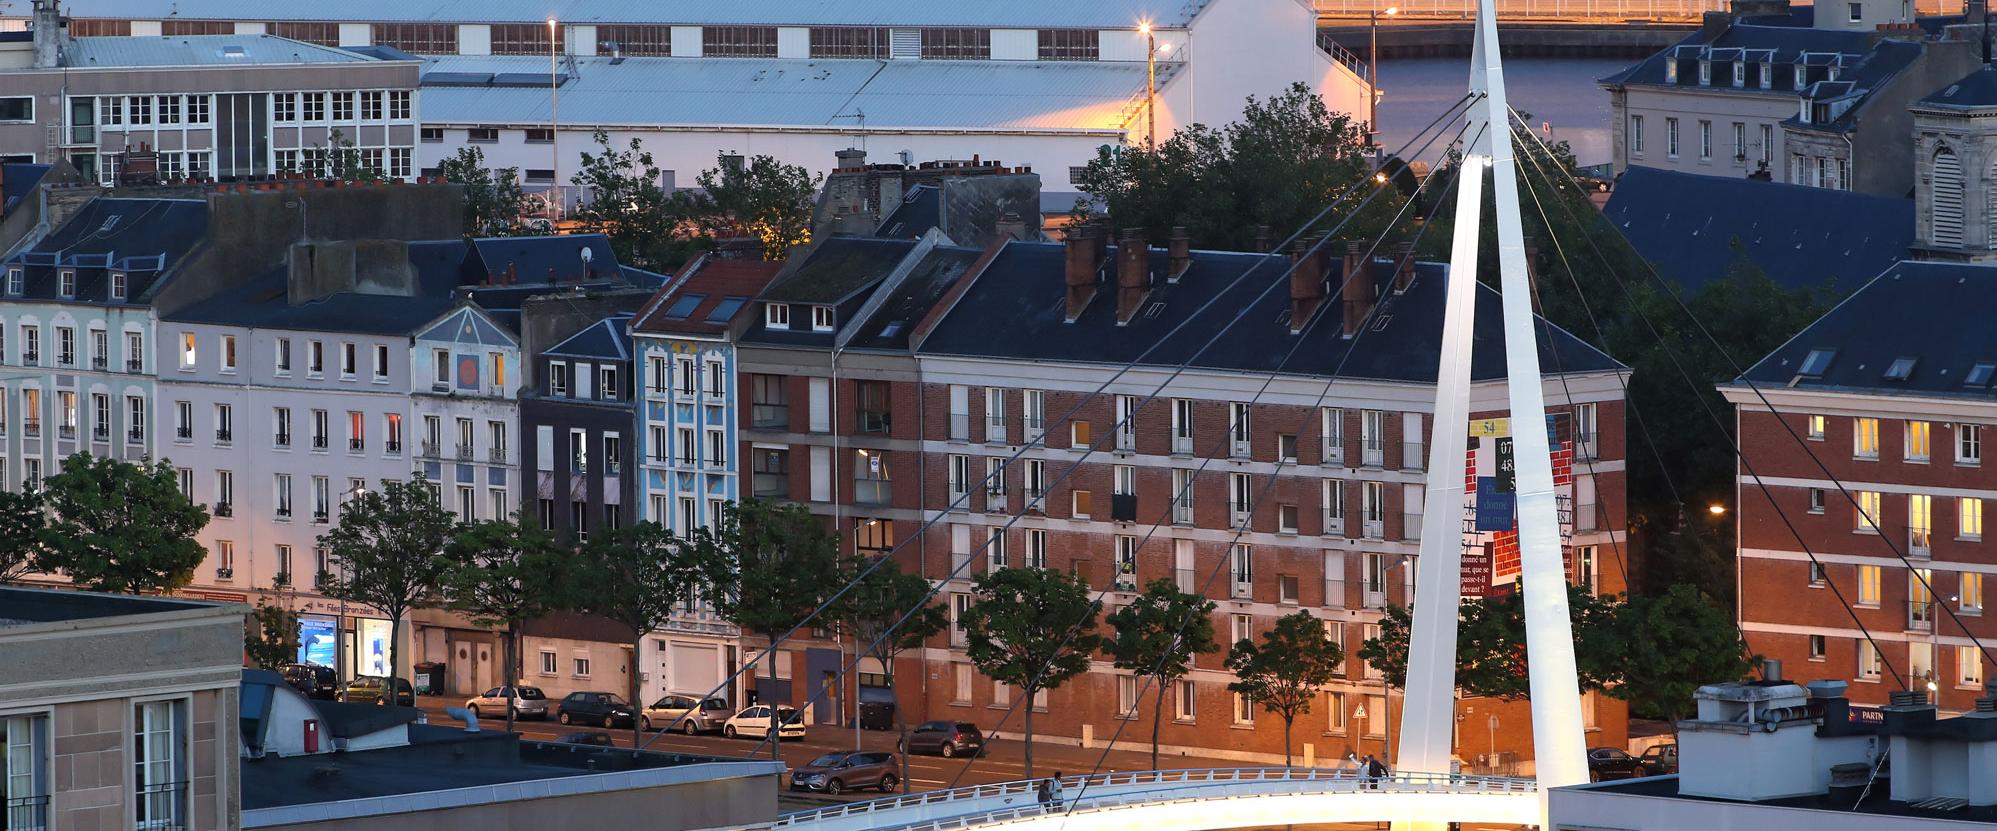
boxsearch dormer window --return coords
[1760,61,1773,89]
[810,305,835,332]
[765,303,790,329]
[599,366,619,400]
[1732,62,1745,87]
[57,270,74,297]
[550,362,570,396]
[1794,63,1807,90]
[4,267,18,295]
[1698,59,1711,86]
[1666,60,1679,83]
[1827,64,1840,82]
[110,271,126,300]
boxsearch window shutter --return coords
[1934,147,1965,248]
[889,29,920,59]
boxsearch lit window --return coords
[1853,417,1879,459]
[179,332,196,368]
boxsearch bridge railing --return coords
[1312,0,1965,19]
[852,770,1538,831]
[777,768,1532,829]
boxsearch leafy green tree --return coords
[570,130,698,269]
[713,499,842,766]
[1357,584,1621,699]
[1073,82,1402,251]
[1106,578,1219,770]
[320,129,385,182]
[317,477,459,700]
[963,566,1104,779]
[1604,584,1757,722]
[838,555,948,791]
[445,515,571,732]
[0,488,46,584]
[573,521,730,744]
[693,155,821,260]
[436,146,532,237]
[245,596,302,670]
[1226,611,1343,766]
[37,453,208,593]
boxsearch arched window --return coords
[1933,145,1965,248]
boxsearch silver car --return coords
[464,685,551,720]
[642,694,732,733]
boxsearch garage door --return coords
[670,642,721,696]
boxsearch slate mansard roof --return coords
[3,197,208,306]
[916,241,1623,383]
[1736,260,1997,400]
[1602,166,1912,294]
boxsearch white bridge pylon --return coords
[1396,0,1591,821]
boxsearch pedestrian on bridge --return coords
[1364,754,1388,788]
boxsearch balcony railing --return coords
[421,440,440,458]
[173,425,189,441]
[349,438,364,452]
[1229,502,1252,528]
[1403,441,1425,471]
[1231,580,1253,600]
[23,419,40,438]
[1230,437,1251,458]
[1362,518,1385,539]
[57,424,74,439]
[1173,493,1194,525]
[855,478,891,505]
[752,473,789,499]
[275,432,291,447]
[1910,529,1933,559]
[312,435,328,450]
[313,510,329,524]
[92,425,108,440]
[385,440,402,455]
[1115,425,1136,452]
[949,413,970,441]
[751,403,788,429]
[1323,435,1344,465]
[215,429,232,443]
[276,506,292,518]
[1324,512,1344,536]
[21,350,37,365]
[1575,431,1599,461]
[214,502,232,517]
[135,779,187,831]
[456,444,474,461]
[987,415,1006,441]
[985,486,1007,514]
[91,355,106,370]
[488,446,506,464]
[1403,512,1422,541]
[859,409,890,434]
[56,352,73,367]
[1024,416,1044,443]
[1910,600,1936,632]
[1172,433,1193,455]
[7,792,50,831]
[127,427,144,443]
[1363,588,1387,609]
[127,358,144,372]
[1361,437,1385,467]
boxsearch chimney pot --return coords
[1116,229,1151,325]
[1393,242,1417,293]
[1167,226,1191,282]
[1289,238,1326,333]
[1064,226,1100,322]
[1254,225,1273,253]
[1342,242,1376,339]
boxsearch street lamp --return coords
[1140,21,1158,148]
[1368,6,1398,154]
[1707,503,1727,516]
[548,16,561,224]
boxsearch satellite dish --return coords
[580,247,593,264]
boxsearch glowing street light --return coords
[1708,503,1727,516]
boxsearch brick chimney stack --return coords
[31,0,61,69]
[1392,242,1417,294]
[1064,225,1100,322]
[1167,226,1191,282]
[1254,225,1273,253]
[1115,228,1151,325]
[1289,238,1326,334]
[1341,242,1376,339]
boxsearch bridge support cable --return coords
[1503,111,1922,686]
[1399,0,1592,802]
[630,92,1479,753]
[712,95,1485,764]
[931,129,1481,800]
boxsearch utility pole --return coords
[1370,7,1399,155]
[548,16,561,225]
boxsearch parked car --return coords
[1637,743,1678,776]
[722,705,805,740]
[280,664,339,701]
[642,695,732,733]
[900,721,985,758]
[1587,747,1646,781]
[464,685,550,720]
[790,750,898,795]
[554,731,615,747]
[557,691,637,728]
[338,676,414,707]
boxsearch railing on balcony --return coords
[275,432,291,447]
[753,473,789,499]
[1230,436,1251,458]
[215,429,232,443]
[127,427,144,443]
[23,419,41,438]
[21,350,37,365]
[985,484,1007,514]
[751,403,788,429]
[1910,528,1933,559]
[311,435,328,450]
[1116,424,1136,452]
[1024,416,1044,443]
[1362,518,1384,539]
[1910,600,1936,632]
[1229,501,1251,529]
[91,355,106,370]
[1403,512,1422,541]
[172,425,188,441]
[57,423,74,439]
[1172,432,1193,455]
[1173,492,1194,525]
[1323,436,1344,465]
[456,444,474,461]
[488,446,506,464]
[349,438,365,452]
[214,502,232,517]
[8,792,50,831]
[420,440,440,458]
[313,510,329,524]
[1363,587,1387,609]
[855,477,891,505]
[1324,511,1344,536]
[987,414,1007,442]
[127,358,144,372]
[56,352,73,367]
[92,424,108,441]
[1362,437,1385,467]
[949,413,970,441]
[1575,431,1599,461]
[135,779,187,831]
[1231,580,1253,600]
[1403,441,1425,471]
[276,506,292,518]
[860,409,891,434]
[385,440,402,455]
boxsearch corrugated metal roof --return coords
[420,55,1160,131]
[63,34,386,67]
[52,0,1188,29]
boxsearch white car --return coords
[463,685,550,720]
[722,705,806,740]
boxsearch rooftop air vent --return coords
[220,45,247,59]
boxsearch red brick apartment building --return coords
[1730,261,1997,713]
[736,227,1631,766]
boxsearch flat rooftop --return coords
[0,585,225,628]
[58,34,399,68]
[45,0,1196,30]
[1578,774,1997,824]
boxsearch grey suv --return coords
[791,751,899,795]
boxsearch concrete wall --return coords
[245,769,775,831]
